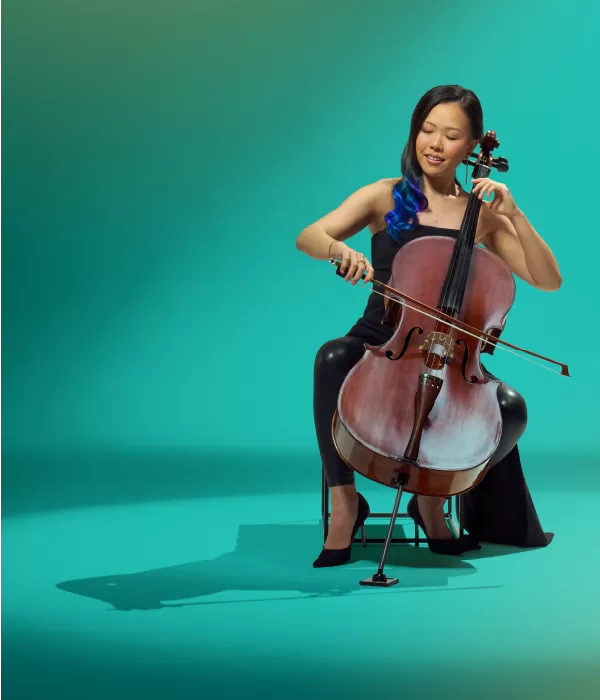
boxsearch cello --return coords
[328,131,569,586]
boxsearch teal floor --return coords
[3,488,600,699]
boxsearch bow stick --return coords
[329,258,570,377]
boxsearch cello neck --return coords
[435,157,492,317]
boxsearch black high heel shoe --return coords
[407,495,479,555]
[312,492,370,568]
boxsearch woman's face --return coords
[415,102,479,177]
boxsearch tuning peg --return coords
[493,157,509,172]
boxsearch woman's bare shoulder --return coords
[365,176,402,196]
[380,176,403,188]
[367,177,403,233]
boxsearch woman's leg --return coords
[314,336,366,487]
[313,336,366,549]
[459,376,551,547]
[489,380,527,466]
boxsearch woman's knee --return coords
[497,381,527,444]
[314,336,365,372]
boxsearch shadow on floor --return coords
[55,522,516,611]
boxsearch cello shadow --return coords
[56,523,488,611]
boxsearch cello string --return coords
[436,154,483,381]
[435,152,482,378]
[422,167,474,378]
[444,160,481,375]
[427,157,478,381]
[368,287,563,376]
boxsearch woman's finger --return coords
[345,253,359,281]
[479,184,493,200]
[348,254,363,283]
[352,260,366,284]
[339,247,351,274]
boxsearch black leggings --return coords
[314,336,528,488]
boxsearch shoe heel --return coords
[407,494,479,556]
[312,492,370,568]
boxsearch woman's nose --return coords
[431,134,443,150]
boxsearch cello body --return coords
[332,227,516,497]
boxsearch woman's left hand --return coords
[471,177,520,218]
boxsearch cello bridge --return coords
[418,331,454,359]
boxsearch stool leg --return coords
[446,495,462,539]
[359,481,404,587]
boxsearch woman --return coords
[295,85,562,568]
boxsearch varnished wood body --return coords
[333,236,516,497]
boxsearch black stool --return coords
[321,469,464,546]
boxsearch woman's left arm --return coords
[472,177,562,292]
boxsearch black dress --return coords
[342,225,553,548]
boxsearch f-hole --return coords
[386,327,423,361]
[455,339,478,384]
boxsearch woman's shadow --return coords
[56,522,502,611]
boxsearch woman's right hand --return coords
[329,240,375,285]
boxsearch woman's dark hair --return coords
[385,85,484,239]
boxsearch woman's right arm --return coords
[295,180,383,285]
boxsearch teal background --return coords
[3,1,600,698]
[3,1,598,509]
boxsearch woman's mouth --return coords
[425,154,444,165]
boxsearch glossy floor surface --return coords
[3,489,599,699]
